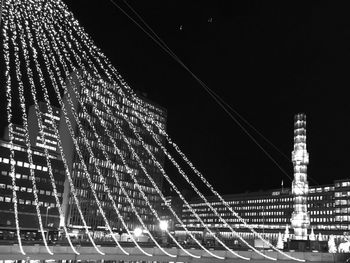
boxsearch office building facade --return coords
[60,72,167,234]
[179,180,350,241]
[0,139,65,240]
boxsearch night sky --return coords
[1,1,350,196]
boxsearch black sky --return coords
[2,1,350,196]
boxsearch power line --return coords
[108,0,296,180]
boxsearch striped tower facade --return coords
[291,113,310,240]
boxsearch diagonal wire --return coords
[109,0,293,181]
[109,0,321,188]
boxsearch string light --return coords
[2,0,305,261]
[29,1,137,255]
[41,5,155,257]
[132,106,305,262]
[19,0,104,255]
[40,9,155,257]
[43,4,223,259]
[9,0,53,255]
[101,87,254,260]
[48,7,230,260]
[43,0,278,260]
[13,3,79,255]
[1,0,25,255]
[42,3,193,258]
[60,4,304,259]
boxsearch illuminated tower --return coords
[291,113,310,240]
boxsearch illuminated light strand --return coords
[77,69,210,258]
[79,77,177,258]
[30,1,129,256]
[118,93,305,261]
[1,0,25,255]
[116,93,305,262]
[19,1,300,262]
[101,88,253,261]
[13,4,79,255]
[41,10,176,256]
[40,4,152,257]
[80,18,304,259]
[52,2,247,259]
[50,1,300,261]
[110,89,276,261]
[94,85,224,260]
[46,8,225,259]
[130,106,305,261]
[89,83,198,259]
[20,1,103,255]
[44,18,165,257]
[26,0,112,255]
[40,10,147,256]
[45,7,206,258]
[10,0,53,255]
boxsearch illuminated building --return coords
[0,139,65,240]
[291,113,310,240]
[0,104,64,239]
[179,180,350,241]
[60,72,167,234]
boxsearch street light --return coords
[134,227,142,237]
[159,220,168,245]
[159,220,168,231]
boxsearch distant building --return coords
[59,72,167,235]
[179,179,350,242]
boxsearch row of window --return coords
[0,142,59,160]
[0,196,57,207]
[0,183,62,197]
[0,157,48,171]
[1,170,64,186]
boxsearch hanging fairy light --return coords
[57,4,305,259]
[101,87,260,261]
[19,1,104,255]
[119,91,306,261]
[28,1,136,256]
[50,1,271,260]
[9,1,53,255]
[1,0,25,255]
[13,4,79,255]
[49,1,305,261]
[40,4,225,259]
[45,8,231,258]
[40,13,154,257]
[47,7,230,259]
[2,1,304,262]
[39,6,197,257]
[41,17,154,258]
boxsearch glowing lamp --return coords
[159,220,168,231]
[134,227,142,237]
